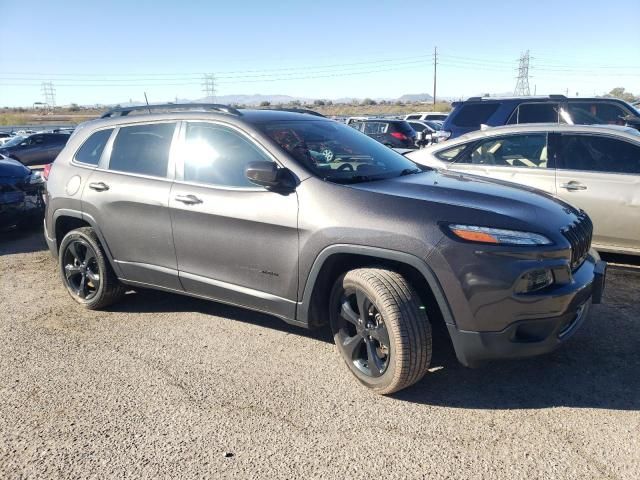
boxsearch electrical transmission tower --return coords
[41,82,56,109]
[514,50,531,96]
[201,74,216,101]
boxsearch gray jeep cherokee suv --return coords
[44,104,606,394]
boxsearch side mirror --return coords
[245,161,295,190]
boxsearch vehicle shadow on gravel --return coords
[0,224,47,255]
[107,288,335,344]
[394,308,640,411]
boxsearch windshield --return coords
[259,120,422,183]
[2,136,25,148]
[425,120,443,131]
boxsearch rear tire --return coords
[329,268,432,394]
[58,227,125,309]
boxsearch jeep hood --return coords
[349,170,581,230]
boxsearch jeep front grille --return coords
[562,213,593,271]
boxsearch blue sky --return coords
[0,0,639,106]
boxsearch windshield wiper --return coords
[399,168,424,176]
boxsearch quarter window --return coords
[436,145,467,162]
[458,134,549,168]
[559,135,640,174]
[451,104,499,127]
[182,122,271,187]
[108,123,176,177]
[75,129,113,166]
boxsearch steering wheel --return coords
[337,163,354,172]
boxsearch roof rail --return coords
[100,103,242,119]
[259,107,325,117]
[548,94,568,99]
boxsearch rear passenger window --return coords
[513,103,559,123]
[75,129,113,166]
[451,104,499,127]
[559,135,640,174]
[182,122,271,187]
[462,134,549,168]
[108,123,176,177]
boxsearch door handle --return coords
[560,181,587,191]
[175,194,203,205]
[88,182,110,192]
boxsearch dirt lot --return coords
[1,227,639,479]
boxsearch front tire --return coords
[58,227,125,309]
[329,268,432,394]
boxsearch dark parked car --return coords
[349,119,417,148]
[44,104,605,394]
[0,155,45,230]
[439,95,640,141]
[0,132,70,166]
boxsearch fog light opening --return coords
[515,268,554,294]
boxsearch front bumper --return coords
[446,258,607,367]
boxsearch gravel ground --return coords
[1,226,639,479]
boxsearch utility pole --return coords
[514,50,531,96]
[433,46,438,107]
[201,74,216,101]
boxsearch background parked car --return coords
[0,154,45,230]
[404,112,448,122]
[439,95,640,142]
[407,120,442,147]
[0,132,70,166]
[349,118,417,148]
[407,123,640,256]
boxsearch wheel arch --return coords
[52,209,120,275]
[298,245,454,329]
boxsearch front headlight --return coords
[448,224,552,246]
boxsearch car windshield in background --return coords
[259,120,422,183]
[425,120,443,130]
[1,136,25,148]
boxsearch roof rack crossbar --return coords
[100,103,242,118]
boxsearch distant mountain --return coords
[106,92,445,108]
[398,93,434,102]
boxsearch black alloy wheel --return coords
[335,287,391,378]
[62,239,101,301]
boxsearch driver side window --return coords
[182,122,271,188]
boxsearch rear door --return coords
[169,121,299,319]
[555,133,640,252]
[82,121,181,289]
[446,133,557,195]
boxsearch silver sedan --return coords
[407,123,640,256]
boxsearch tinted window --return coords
[451,103,499,127]
[182,122,269,187]
[568,102,629,125]
[515,103,559,123]
[109,123,176,177]
[560,135,640,174]
[409,122,426,132]
[406,115,420,120]
[75,129,113,165]
[363,122,387,134]
[458,134,549,167]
